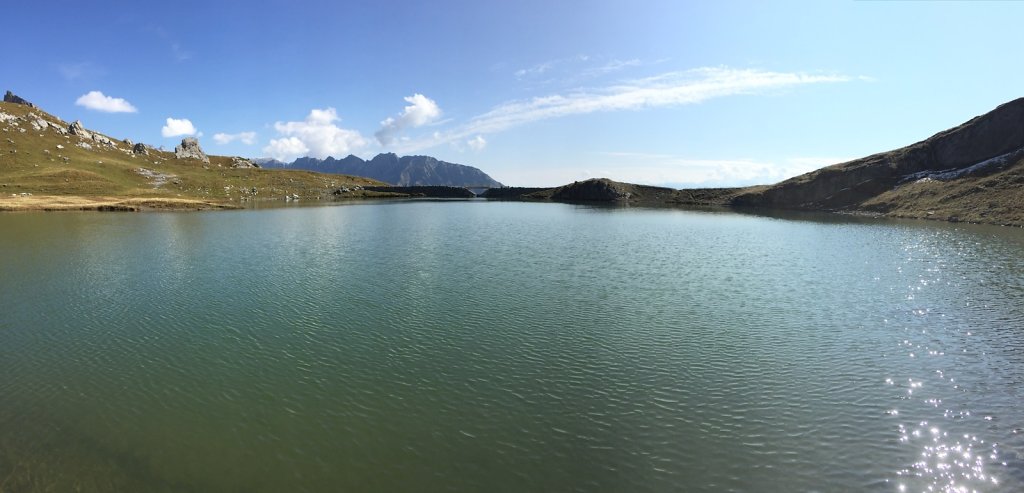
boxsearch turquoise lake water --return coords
[1,200,1023,491]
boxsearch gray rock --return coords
[123,138,134,147]
[132,143,149,155]
[92,133,112,146]
[174,137,210,163]
[3,91,35,108]
[230,156,258,168]
[68,120,93,140]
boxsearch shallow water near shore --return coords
[1,201,1023,492]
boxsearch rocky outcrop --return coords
[66,120,114,146]
[3,91,35,108]
[68,120,92,139]
[551,178,632,201]
[230,157,259,168]
[174,137,209,163]
[132,143,150,155]
[732,97,1024,211]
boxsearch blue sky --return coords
[5,0,1024,187]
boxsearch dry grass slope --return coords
[0,101,386,211]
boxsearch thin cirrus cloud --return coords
[74,91,138,113]
[162,117,197,137]
[263,107,367,162]
[391,66,852,154]
[58,62,105,81]
[213,131,257,145]
[588,152,853,188]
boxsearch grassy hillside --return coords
[0,101,386,211]
[858,158,1024,224]
[730,98,1024,226]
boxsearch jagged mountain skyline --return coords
[258,153,503,188]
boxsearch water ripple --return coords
[1,205,1023,491]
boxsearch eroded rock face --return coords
[3,91,35,108]
[174,137,209,163]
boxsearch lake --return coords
[1,200,1022,492]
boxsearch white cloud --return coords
[74,91,138,113]
[263,137,309,161]
[161,117,197,137]
[389,67,852,155]
[262,107,367,162]
[213,131,257,145]
[467,135,487,151]
[375,93,443,146]
[584,152,853,188]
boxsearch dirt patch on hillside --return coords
[0,195,236,212]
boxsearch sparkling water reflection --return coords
[0,202,1023,492]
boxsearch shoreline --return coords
[5,192,1024,230]
[0,195,239,212]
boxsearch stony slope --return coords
[0,96,386,210]
[262,153,503,187]
[730,97,1024,225]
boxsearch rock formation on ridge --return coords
[3,90,35,108]
[174,137,210,163]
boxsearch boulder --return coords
[132,143,149,155]
[230,157,259,168]
[68,120,93,140]
[123,138,134,147]
[92,133,113,146]
[174,137,210,163]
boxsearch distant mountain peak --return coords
[262,153,502,187]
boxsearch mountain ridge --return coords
[500,98,1024,226]
[261,153,503,187]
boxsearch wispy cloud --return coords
[514,55,654,86]
[466,135,487,151]
[514,54,590,80]
[502,152,851,188]
[146,26,192,62]
[390,66,851,154]
[171,42,192,62]
[587,152,851,187]
[162,117,197,138]
[74,91,138,113]
[57,62,105,81]
[579,58,642,79]
[213,131,257,145]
